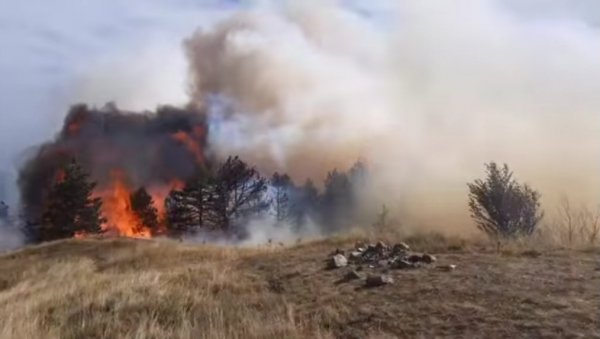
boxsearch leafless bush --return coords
[550,197,600,247]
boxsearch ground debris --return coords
[343,241,437,269]
[328,241,443,285]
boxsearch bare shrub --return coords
[552,197,600,247]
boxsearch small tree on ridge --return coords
[40,159,105,241]
[468,162,543,240]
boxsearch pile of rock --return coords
[327,241,447,287]
[341,241,436,270]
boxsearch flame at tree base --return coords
[81,171,186,239]
[95,170,152,239]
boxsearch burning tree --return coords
[18,104,209,241]
[468,162,544,239]
[130,187,160,236]
[39,159,105,241]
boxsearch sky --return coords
[0,0,236,202]
[0,0,599,205]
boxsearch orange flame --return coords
[73,170,186,240]
[172,131,204,164]
[95,170,151,239]
[55,169,66,183]
[148,179,185,220]
[67,122,82,135]
[74,231,87,239]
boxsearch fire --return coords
[84,172,185,239]
[172,131,204,164]
[95,170,152,239]
[67,121,82,135]
[148,179,185,220]
[55,169,66,183]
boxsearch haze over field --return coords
[0,0,599,235]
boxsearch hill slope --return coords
[0,237,598,338]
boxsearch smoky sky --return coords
[1,0,599,221]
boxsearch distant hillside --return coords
[0,236,598,338]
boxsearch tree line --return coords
[24,157,367,243]
[13,158,550,245]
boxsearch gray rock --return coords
[421,253,437,264]
[407,254,423,263]
[329,254,348,268]
[366,274,394,287]
[393,242,411,252]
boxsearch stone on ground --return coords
[329,254,348,269]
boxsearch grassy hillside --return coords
[0,235,598,338]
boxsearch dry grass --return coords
[0,235,598,338]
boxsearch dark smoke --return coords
[18,103,209,224]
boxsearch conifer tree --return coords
[40,159,105,241]
[165,176,214,237]
[130,187,160,235]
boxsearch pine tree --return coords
[165,156,269,237]
[290,179,319,230]
[320,169,353,232]
[211,156,268,233]
[165,176,215,237]
[40,159,105,241]
[130,187,160,235]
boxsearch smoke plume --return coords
[18,104,208,232]
[184,1,600,232]
[12,1,600,239]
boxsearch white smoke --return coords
[184,0,600,232]
[0,219,24,251]
[240,215,321,246]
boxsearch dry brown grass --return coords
[0,235,598,338]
